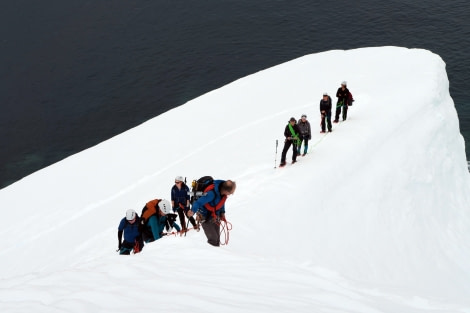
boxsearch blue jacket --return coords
[171,183,190,209]
[191,180,226,219]
[118,217,141,243]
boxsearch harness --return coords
[203,184,227,220]
[288,123,301,146]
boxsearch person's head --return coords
[220,180,236,196]
[323,92,329,100]
[301,114,307,121]
[158,199,172,215]
[341,81,347,88]
[126,209,137,224]
[289,117,296,125]
[175,175,184,186]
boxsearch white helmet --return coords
[158,199,172,214]
[126,209,136,221]
[175,176,184,183]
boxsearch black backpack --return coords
[189,176,214,204]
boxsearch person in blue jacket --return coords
[118,209,144,255]
[188,180,236,246]
[171,176,198,232]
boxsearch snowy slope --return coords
[1,47,470,313]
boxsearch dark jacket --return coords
[320,96,332,113]
[336,87,350,105]
[171,183,190,209]
[284,123,301,140]
[297,120,311,139]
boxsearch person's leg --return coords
[176,207,186,231]
[342,103,348,121]
[335,104,341,122]
[201,221,221,246]
[303,138,309,155]
[280,140,291,165]
[119,241,134,255]
[327,112,332,131]
[321,114,326,132]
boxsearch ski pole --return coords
[274,139,278,168]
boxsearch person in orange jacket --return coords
[140,199,180,242]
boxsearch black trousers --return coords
[176,207,197,230]
[201,220,221,246]
[335,102,348,121]
[280,139,298,164]
[321,112,332,131]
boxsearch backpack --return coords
[189,176,214,204]
[348,92,354,106]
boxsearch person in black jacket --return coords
[320,93,333,133]
[334,81,351,123]
[280,117,301,167]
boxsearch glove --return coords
[167,214,177,225]
[220,213,226,222]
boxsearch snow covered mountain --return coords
[1,47,470,313]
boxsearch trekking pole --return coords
[185,218,190,237]
[274,139,278,168]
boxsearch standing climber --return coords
[297,114,311,156]
[320,92,333,132]
[279,117,301,167]
[334,81,351,123]
[171,176,198,232]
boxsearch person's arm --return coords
[284,125,290,138]
[188,191,215,216]
[118,230,123,249]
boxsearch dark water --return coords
[1,0,469,188]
